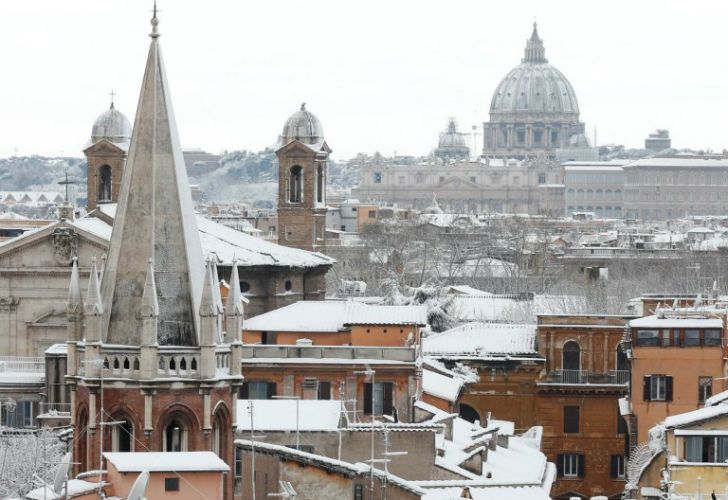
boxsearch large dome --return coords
[281,103,324,145]
[91,102,132,144]
[489,23,579,119]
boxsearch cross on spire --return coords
[150,0,160,38]
[109,89,116,108]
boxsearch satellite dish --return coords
[127,470,150,500]
[53,452,71,494]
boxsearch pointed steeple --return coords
[85,257,103,316]
[100,7,204,346]
[522,22,547,63]
[67,257,83,314]
[225,260,245,342]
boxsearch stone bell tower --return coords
[275,103,331,253]
[83,96,131,211]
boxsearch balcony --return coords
[240,345,417,364]
[540,369,630,386]
[38,402,71,416]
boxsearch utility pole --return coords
[353,367,376,492]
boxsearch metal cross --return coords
[58,172,79,205]
[109,89,116,104]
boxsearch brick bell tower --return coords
[275,103,331,253]
[83,96,131,211]
[66,9,243,498]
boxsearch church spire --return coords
[100,5,204,346]
[225,259,245,342]
[67,257,83,314]
[522,21,547,63]
[85,257,103,316]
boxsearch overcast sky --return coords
[1,0,726,160]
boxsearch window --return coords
[234,447,243,479]
[261,332,276,345]
[562,341,580,371]
[699,376,713,404]
[364,382,393,416]
[373,172,382,184]
[354,484,364,500]
[439,176,445,183]
[239,281,250,293]
[242,381,276,400]
[318,381,332,400]
[684,436,728,463]
[563,406,580,434]
[661,329,671,347]
[284,280,293,292]
[644,375,672,401]
[165,478,179,491]
[617,411,628,435]
[98,165,112,202]
[636,329,660,346]
[111,418,133,452]
[557,453,584,478]
[610,455,626,479]
[0,400,33,428]
[684,329,700,347]
[538,173,546,184]
[470,176,477,184]
[164,420,186,452]
[288,166,303,203]
[704,329,722,346]
[368,210,376,218]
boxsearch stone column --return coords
[144,392,153,434]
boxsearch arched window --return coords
[289,165,303,203]
[165,419,187,452]
[562,341,581,371]
[76,407,88,472]
[98,165,112,202]
[111,417,134,452]
[459,403,480,424]
[316,164,324,204]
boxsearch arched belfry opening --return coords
[316,164,324,204]
[289,165,303,203]
[98,165,112,202]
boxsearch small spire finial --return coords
[300,102,306,111]
[150,1,160,38]
[109,89,116,109]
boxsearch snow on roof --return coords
[25,479,107,500]
[450,295,521,322]
[423,323,538,357]
[422,369,464,402]
[245,301,427,333]
[44,343,68,355]
[236,399,342,432]
[103,451,230,472]
[629,315,724,329]
[421,485,551,500]
[706,389,728,407]
[625,158,728,168]
[663,403,728,429]
[235,439,425,496]
[445,285,492,296]
[196,215,334,268]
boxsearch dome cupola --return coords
[91,101,132,144]
[280,103,324,145]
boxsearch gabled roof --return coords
[244,301,427,333]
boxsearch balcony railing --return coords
[541,369,630,386]
[240,345,416,363]
[0,356,44,373]
[39,402,72,415]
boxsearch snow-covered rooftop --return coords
[423,322,538,358]
[103,451,230,472]
[663,403,728,429]
[245,301,427,333]
[630,315,724,329]
[236,400,342,432]
[422,369,464,402]
[25,479,107,500]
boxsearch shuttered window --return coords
[564,406,580,434]
[363,382,394,416]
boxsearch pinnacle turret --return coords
[67,257,83,314]
[85,257,103,316]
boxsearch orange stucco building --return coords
[626,308,727,442]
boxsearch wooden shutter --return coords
[383,382,394,416]
[267,382,277,399]
[610,455,618,478]
[577,454,585,478]
[556,454,564,477]
[363,383,372,415]
[240,382,249,399]
[643,376,651,401]
[666,376,673,401]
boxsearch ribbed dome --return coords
[91,103,132,144]
[489,23,579,119]
[438,119,467,149]
[281,103,324,145]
